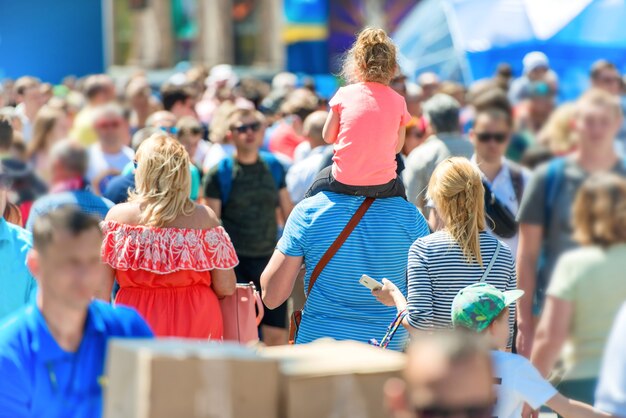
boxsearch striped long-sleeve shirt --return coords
[277,192,430,351]
[407,230,517,345]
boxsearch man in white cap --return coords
[508,51,556,105]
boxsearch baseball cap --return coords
[523,51,549,74]
[451,283,524,332]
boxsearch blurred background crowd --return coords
[2,1,626,417]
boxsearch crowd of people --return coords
[0,26,626,417]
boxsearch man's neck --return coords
[475,155,503,182]
[100,140,122,155]
[38,295,87,352]
[235,149,260,164]
[576,142,619,172]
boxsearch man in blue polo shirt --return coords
[0,207,153,417]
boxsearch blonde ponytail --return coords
[428,157,486,266]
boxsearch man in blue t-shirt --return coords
[0,207,153,418]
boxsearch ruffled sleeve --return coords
[101,221,239,274]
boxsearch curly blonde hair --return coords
[573,173,626,247]
[428,158,486,266]
[129,133,195,227]
[342,27,397,85]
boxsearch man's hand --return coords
[516,321,535,358]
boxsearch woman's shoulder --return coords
[104,202,142,225]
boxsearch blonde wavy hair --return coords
[573,173,626,247]
[428,157,486,266]
[342,27,397,85]
[536,102,578,155]
[129,133,194,227]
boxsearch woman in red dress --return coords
[99,133,238,339]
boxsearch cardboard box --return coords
[261,340,406,418]
[104,339,280,418]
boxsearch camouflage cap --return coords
[451,283,524,332]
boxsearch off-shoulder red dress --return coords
[101,221,239,339]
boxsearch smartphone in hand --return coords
[359,274,384,291]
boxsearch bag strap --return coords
[305,197,375,297]
[217,156,235,204]
[508,163,524,205]
[480,241,501,282]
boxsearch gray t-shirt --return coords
[517,157,626,299]
[404,134,474,209]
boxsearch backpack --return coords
[482,162,525,239]
[216,151,285,204]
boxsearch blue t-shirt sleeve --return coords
[0,350,30,417]
[112,305,154,338]
[276,203,307,257]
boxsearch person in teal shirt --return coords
[0,173,36,322]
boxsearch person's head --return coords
[130,127,161,152]
[386,331,494,418]
[428,158,486,265]
[526,81,556,126]
[418,72,441,101]
[93,104,125,149]
[536,102,578,155]
[522,51,549,81]
[176,116,204,156]
[48,139,88,183]
[342,27,398,85]
[28,208,103,310]
[146,110,178,135]
[160,83,196,119]
[438,82,466,107]
[470,108,512,164]
[405,82,424,117]
[494,63,513,90]
[83,74,115,106]
[573,88,622,149]
[451,283,524,350]
[27,106,69,159]
[390,72,408,96]
[129,133,194,227]
[0,115,13,153]
[403,116,430,156]
[40,83,53,104]
[125,77,152,110]
[14,76,43,112]
[271,72,298,92]
[423,94,461,135]
[225,108,266,154]
[280,90,320,134]
[302,110,328,149]
[590,60,622,96]
[572,173,626,248]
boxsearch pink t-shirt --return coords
[329,82,412,186]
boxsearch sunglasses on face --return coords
[416,403,493,418]
[232,122,261,134]
[95,120,121,130]
[159,126,178,134]
[476,132,508,144]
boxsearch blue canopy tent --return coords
[393,0,626,100]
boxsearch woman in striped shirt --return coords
[375,157,517,343]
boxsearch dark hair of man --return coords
[32,207,102,252]
[590,60,618,80]
[160,84,192,111]
[474,107,513,128]
[0,116,13,151]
